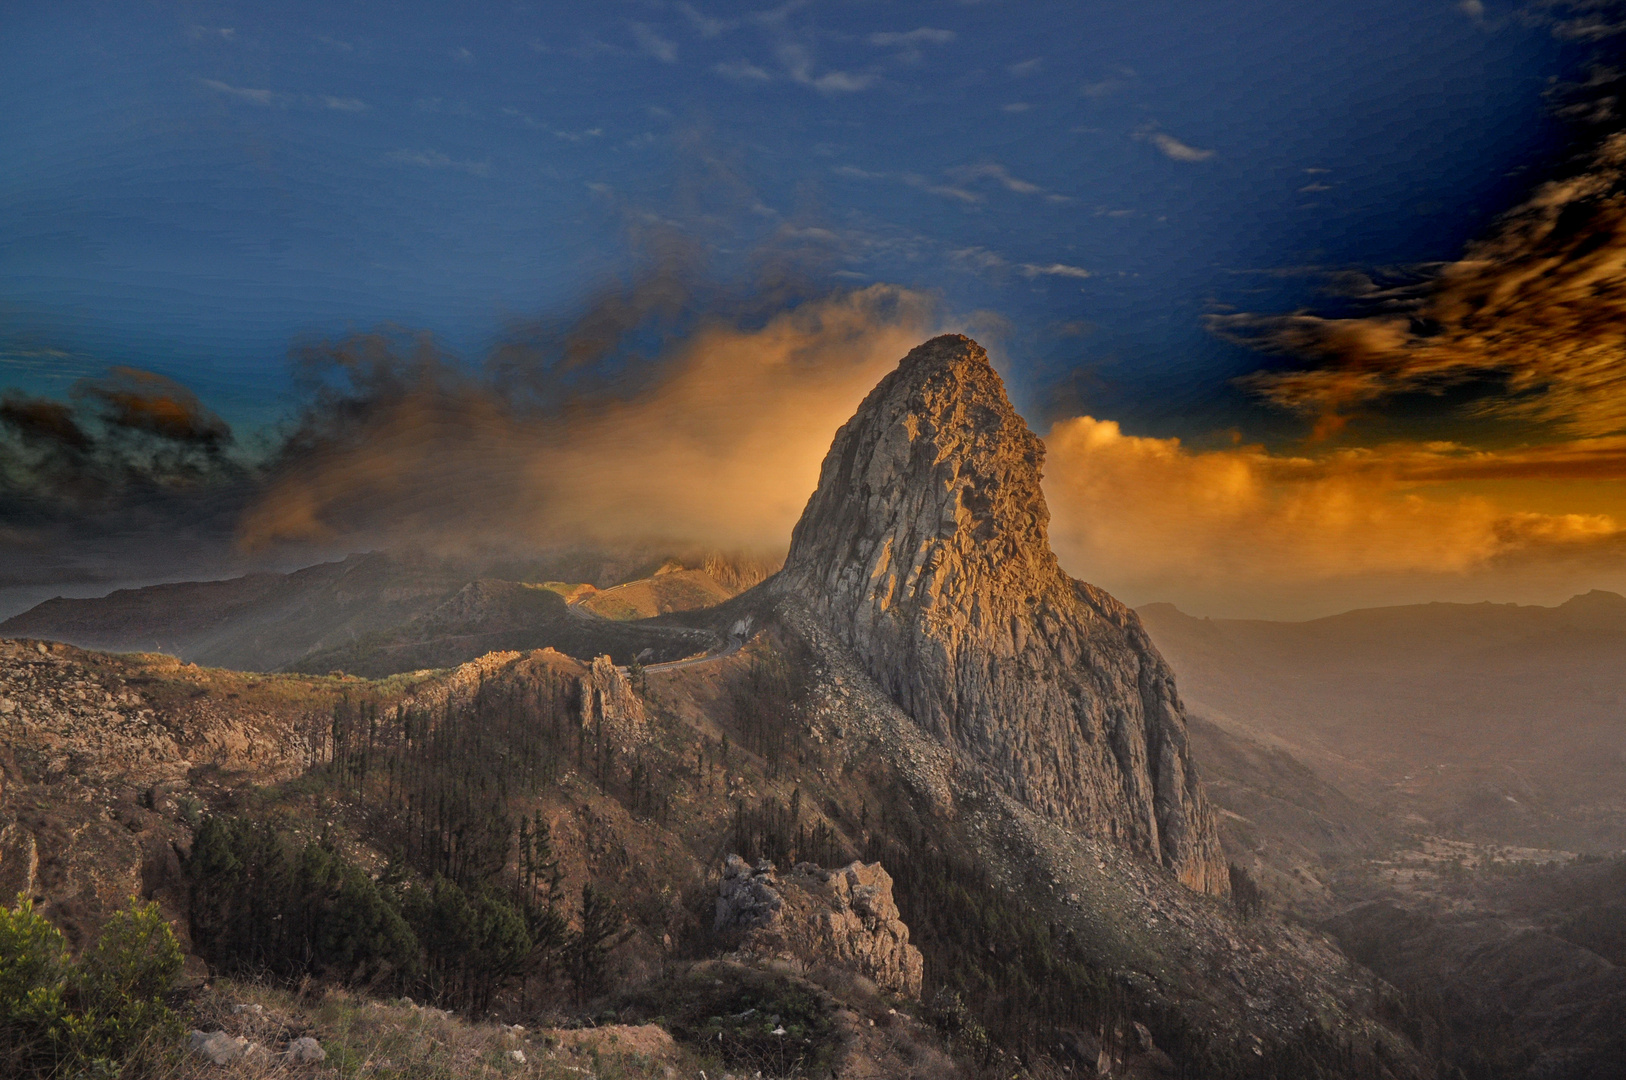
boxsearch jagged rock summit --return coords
[779,334,1227,894]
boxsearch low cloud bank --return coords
[1042,417,1626,616]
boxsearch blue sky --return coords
[0,0,1579,437]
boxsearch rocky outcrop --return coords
[715,855,924,997]
[777,335,1227,894]
[579,655,648,749]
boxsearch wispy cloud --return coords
[948,247,1091,284]
[1020,262,1091,279]
[189,26,235,42]
[714,59,772,82]
[201,78,274,105]
[1002,102,1032,113]
[902,173,981,203]
[416,97,478,118]
[839,161,1069,205]
[1140,130,1214,162]
[867,26,955,62]
[948,162,1045,195]
[779,44,875,93]
[628,22,678,62]
[502,107,542,128]
[317,35,353,52]
[836,164,979,202]
[388,150,490,177]
[505,108,605,142]
[452,47,473,63]
[1298,182,1331,193]
[1009,57,1043,77]
[323,97,367,112]
[952,246,1007,271]
[677,2,736,37]
[867,27,955,47]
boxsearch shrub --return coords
[0,897,71,1077]
[0,896,183,1079]
[1229,862,1264,918]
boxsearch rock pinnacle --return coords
[780,334,1227,894]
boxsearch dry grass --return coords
[166,981,699,1080]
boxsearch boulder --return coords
[715,854,924,997]
[188,1029,250,1065]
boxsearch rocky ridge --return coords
[578,654,649,749]
[776,334,1226,894]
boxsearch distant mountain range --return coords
[0,549,771,675]
[1140,591,1626,852]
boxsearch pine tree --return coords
[568,885,625,1005]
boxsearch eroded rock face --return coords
[778,335,1227,895]
[715,854,924,997]
[579,655,648,749]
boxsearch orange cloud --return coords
[236,287,1626,619]
[239,285,938,553]
[1041,417,1626,614]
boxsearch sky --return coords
[3,0,1626,618]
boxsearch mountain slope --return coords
[288,579,717,677]
[0,549,763,675]
[0,553,471,671]
[776,334,1225,893]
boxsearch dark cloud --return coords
[74,366,232,447]
[0,393,91,452]
[0,378,254,593]
[1217,12,1626,440]
[1217,126,1626,439]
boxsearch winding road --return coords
[564,583,751,673]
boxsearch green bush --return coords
[401,875,534,1014]
[188,814,578,1014]
[187,815,420,987]
[0,896,183,1078]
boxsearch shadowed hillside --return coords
[1140,593,1626,853]
[0,550,770,675]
